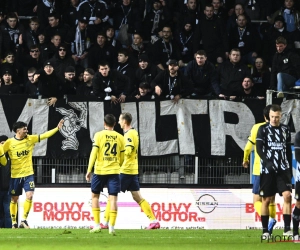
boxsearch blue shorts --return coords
[91,174,120,195]
[9,175,35,196]
[120,174,140,193]
[252,175,260,195]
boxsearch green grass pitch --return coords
[0,229,298,250]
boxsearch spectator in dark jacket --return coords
[50,43,76,78]
[229,14,261,65]
[92,61,131,103]
[252,57,271,96]
[44,12,70,43]
[115,48,136,87]
[1,12,24,53]
[151,59,192,103]
[0,69,21,95]
[194,4,229,64]
[63,0,80,28]
[37,0,63,29]
[32,60,64,106]
[24,67,39,96]
[87,32,116,71]
[217,48,250,96]
[133,54,161,96]
[62,66,77,95]
[271,36,300,98]
[77,68,95,96]
[185,50,223,97]
[21,17,40,53]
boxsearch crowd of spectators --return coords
[0,0,300,104]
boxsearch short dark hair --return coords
[244,76,253,83]
[195,50,207,57]
[263,105,272,121]
[13,121,27,133]
[276,36,287,45]
[48,12,60,20]
[30,44,40,50]
[28,67,37,74]
[104,114,116,127]
[29,16,39,24]
[230,48,241,54]
[270,104,282,113]
[120,113,132,125]
[118,48,129,57]
[84,68,95,75]
[98,61,110,68]
[6,12,18,19]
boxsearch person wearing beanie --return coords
[62,66,77,95]
[0,69,21,95]
[50,43,75,78]
[263,13,295,65]
[133,54,161,96]
[32,60,64,106]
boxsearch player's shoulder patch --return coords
[127,138,132,142]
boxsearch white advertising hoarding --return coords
[18,188,292,229]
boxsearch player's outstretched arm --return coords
[243,141,252,168]
[40,119,64,141]
[0,145,7,166]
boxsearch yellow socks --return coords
[103,200,110,225]
[254,201,262,216]
[109,211,117,226]
[10,201,18,224]
[92,208,100,225]
[139,199,156,221]
[23,199,33,220]
[269,203,276,219]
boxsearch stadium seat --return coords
[170,172,179,184]
[156,172,167,183]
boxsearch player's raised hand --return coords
[57,119,64,130]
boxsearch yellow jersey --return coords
[121,128,139,175]
[243,122,266,176]
[88,129,125,175]
[3,127,59,178]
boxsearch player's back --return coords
[3,135,38,178]
[121,128,139,175]
[93,130,124,175]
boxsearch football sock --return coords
[292,207,300,235]
[139,199,156,221]
[23,199,32,220]
[269,202,276,219]
[10,201,18,224]
[254,201,262,216]
[283,214,291,232]
[261,215,269,233]
[92,208,100,226]
[103,200,110,225]
[109,210,117,227]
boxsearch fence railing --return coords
[32,155,250,186]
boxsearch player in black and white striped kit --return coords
[256,104,292,238]
[292,131,300,241]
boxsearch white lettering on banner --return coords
[209,100,255,156]
[139,101,178,156]
[160,99,208,155]
[151,202,205,222]
[33,202,93,222]
[2,99,300,156]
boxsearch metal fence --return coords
[32,155,250,186]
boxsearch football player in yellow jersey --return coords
[243,105,277,234]
[86,114,125,235]
[101,112,160,230]
[0,142,7,166]
[2,119,64,229]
